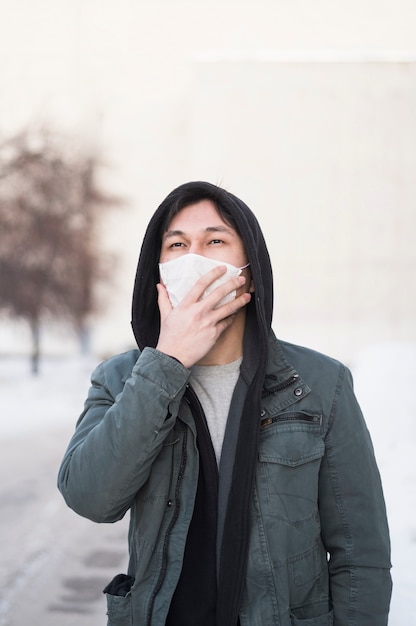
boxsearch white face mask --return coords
[159,253,249,308]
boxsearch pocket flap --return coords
[259,426,324,467]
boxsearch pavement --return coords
[0,424,129,626]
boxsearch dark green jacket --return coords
[58,332,392,626]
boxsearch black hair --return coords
[156,182,240,264]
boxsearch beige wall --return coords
[1,0,415,361]
[185,55,416,358]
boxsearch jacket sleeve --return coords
[57,347,190,523]
[318,365,392,625]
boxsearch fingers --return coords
[213,289,252,322]
[155,271,251,368]
[182,266,247,310]
[181,265,229,304]
[159,267,249,322]
[212,290,251,342]
[203,273,249,313]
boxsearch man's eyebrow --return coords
[205,225,235,235]
[163,225,236,239]
[163,229,185,240]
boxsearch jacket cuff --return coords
[133,347,190,401]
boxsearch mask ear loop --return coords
[239,262,254,293]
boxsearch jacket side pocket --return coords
[105,594,132,626]
[104,574,134,626]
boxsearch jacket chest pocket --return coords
[257,413,324,526]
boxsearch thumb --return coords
[157,283,173,321]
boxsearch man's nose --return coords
[188,243,204,256]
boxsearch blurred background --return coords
[0,1,415,624]
[0,0,415,362]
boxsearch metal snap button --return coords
[294,387,303,397]
[260,409,266,417]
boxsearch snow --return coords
[0,343,415,623]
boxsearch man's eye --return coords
[209,239,223,245]
[170,242,185,248]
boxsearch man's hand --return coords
[155,265,251,368]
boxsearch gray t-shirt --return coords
[190,357,242,465]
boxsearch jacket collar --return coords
[260,331,311,415]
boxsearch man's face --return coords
[159,199,253,294]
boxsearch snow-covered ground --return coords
[0,343,415,624]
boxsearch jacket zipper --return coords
[146,424,188,626]
[261,373,299,398]
[260,412,322,429]
[261,373,317,429]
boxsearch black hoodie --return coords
[131,181,274,625]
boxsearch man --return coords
[58,181,392,625]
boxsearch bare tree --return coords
[0,128,120,374]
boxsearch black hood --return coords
[131,181,273,350]
[131,181,274,625]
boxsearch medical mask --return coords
[159,253,249,308]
